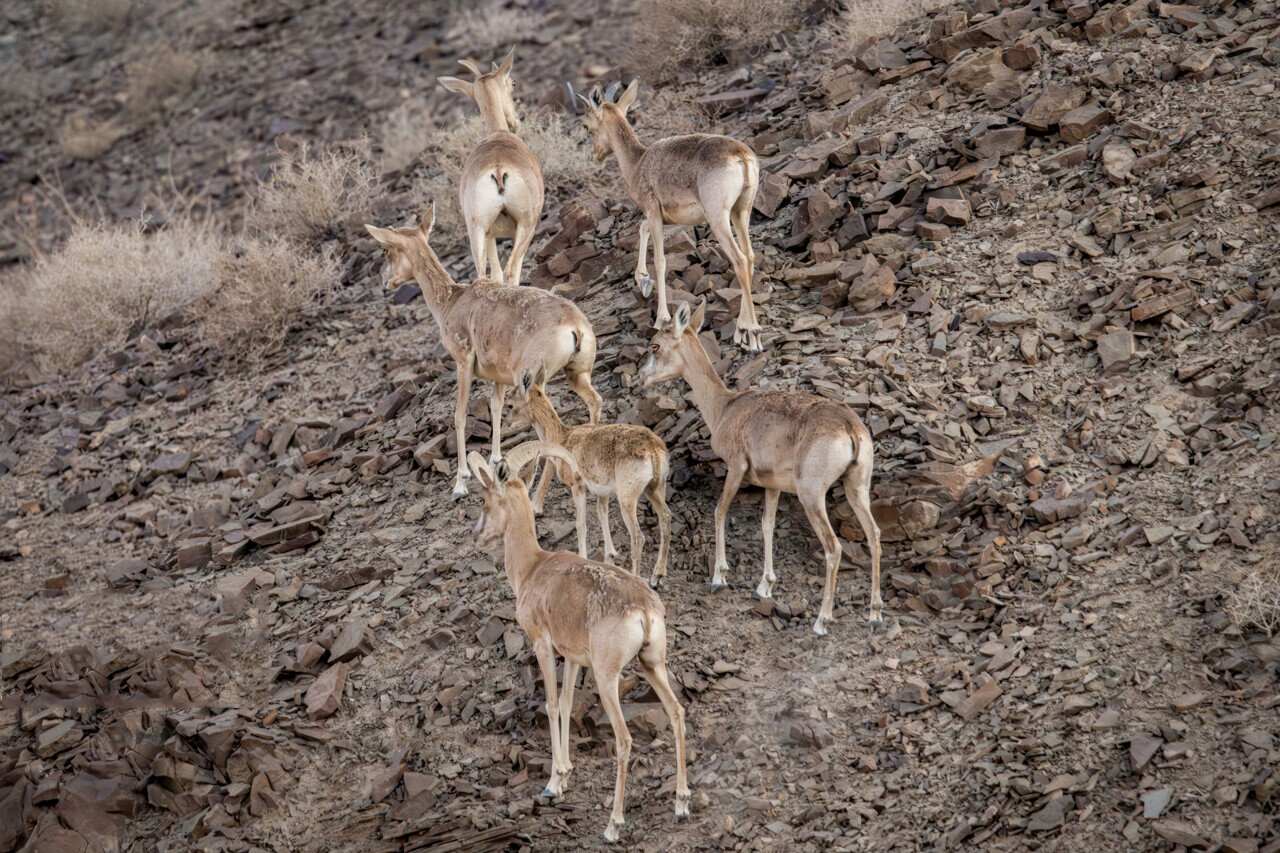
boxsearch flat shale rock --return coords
[305,663,349,720]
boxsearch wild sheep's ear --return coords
[519,369,535,395]
[365,225,403,249]
[437,76,474,97]
[672,301,691,337]
[419,204,435,240]
[690,298,707,333]
[494,459,511,485]
[616,78,640,112]
[469,451,494,488]
[588,83,604,108]
[498,46,515,77]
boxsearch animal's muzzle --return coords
[639,352,656,383]
[380,260,393,290]
[473,511,485,538]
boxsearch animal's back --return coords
[565,424,666,483]
[451,283,590,382]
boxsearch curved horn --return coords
[458,58,483,76]
[502,440,580,485]
[566,82,586,113]
[603,81,622,102]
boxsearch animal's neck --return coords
[529,395,570,446]
[408,243,461,326]
[479,104,510,135]
[608,119,647,192]
[678,336,733,431]
[501,494,545,597]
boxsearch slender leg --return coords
[635,218,653,297]
[708,209,759,353]
[506,214,536,286]
[574,484,589,559]
[597,496,618,563]
[486,233,501,281]
[566,367,602,425]
[844,459,884,626]
[488,383,507,464]
[712,461,746,587]
[531,639,565,797]
[755,488,780,599]
[452,355,475,498]
[647,210,669,327]
[798,485,842,636]
[617,488,644,576]
[597,667,632,843]
[638,631,689,819]
[531,458,554,514]
[558,661,580,789]
[468,223,488,283]
[730,202,761,352]
[645,480,672,589]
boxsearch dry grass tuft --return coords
[194,238,339,359]
[41,0,132,34]
[445,2,546,54]
[381,98,433,174]
[249,143,379,243]
[630,0,801,81]
[1227,564,1280,638]
[843,0,953,49]
[13,215,225,368]
[59,114,128,160]
[125,46,201,118]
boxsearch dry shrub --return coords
[249,143,378,242]
[445,2,546,54]
[381,98,433,174]
[194,239,339,359]
[41,0,132,34]
[125,46,201,118]
[843,0,953,48]
[630,0,801,81]
[16,216,225,368]
[1227,564,1280,637]
[59,114,127,160]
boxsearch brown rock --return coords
[973,125,1026,158]
[1020,84,1086,132]
[955,679,1001,720]
[947,49,1014,94]
[754,172,791,217]
[1097,330,1135,375]
[1004,42,1040,70]
[1058,104,1113,143]
[329,618,372,663]
[305,663,348,719]
[925,196,971,226]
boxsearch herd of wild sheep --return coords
[363,49,882,842]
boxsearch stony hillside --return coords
[2,0,1279,851]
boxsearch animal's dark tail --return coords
[491,170,508,193]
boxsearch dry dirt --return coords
[2,0,1279,852]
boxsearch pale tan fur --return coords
[470,442,690,843]
[365,209,602,498]
[439,48,544,285]
[639,301,884,635]
[510,370,672,587]
[578,80,764,352]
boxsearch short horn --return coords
[566,82,585,113]
[458,58,483,76]
[603,81,622,102]
[503,440,580,485]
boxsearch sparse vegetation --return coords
[40,0,132,34]
[59,113,128,160]
[843,0,950,49]
[10,215,225,369]
[194,238,339,359]
[1227,563,1280,637]
[630,0,801,81]
[125,45,201,118]
[444,2,546,54]
[248,143,379,242]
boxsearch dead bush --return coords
[16,215,225,369]
[194,238,339,359]
[630,0,801,81]
[1227,564,1280,638]
[125,46,201,118]
[381,98,433,174]
[59,114,128,160]
[248,143,379,242]
[41,0,132,34]
[445,2,547,54]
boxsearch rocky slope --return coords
[2,0,1279,851]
